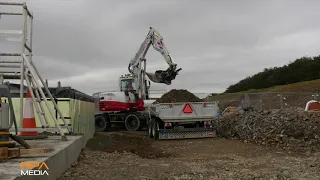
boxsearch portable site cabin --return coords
[305,100,320,111]
[6,84,95,141]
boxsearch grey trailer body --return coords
[147,101,219,140]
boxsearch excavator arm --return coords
[128,27,182,85]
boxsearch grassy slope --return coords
[207,79,320,109]
[240,79,320,93]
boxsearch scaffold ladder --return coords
[0,2,69,141]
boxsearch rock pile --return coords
[154,89,203,103]
[213,108,320,152]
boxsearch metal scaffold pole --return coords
[0,2,69,141]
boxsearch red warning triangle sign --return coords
[183,104,193,114]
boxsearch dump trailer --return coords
[147,101,219,140]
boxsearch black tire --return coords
[124,113,140,131]
[152,119,159,140]
[95,115,107,132]
[148,119,153,138]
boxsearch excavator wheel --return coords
[148,119,153,138]
[124,113,141,131]
[151,118,159,140]
[95,115,108,132]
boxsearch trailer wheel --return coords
[124,114,140,131]
[95,115,107,132]
[152,119,159,140]
[148,119,153,138]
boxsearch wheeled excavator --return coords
[94,27,182,132]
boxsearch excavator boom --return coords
[128,27,182,85]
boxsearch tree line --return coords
[224,55,320,93]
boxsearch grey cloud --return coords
[1,0,320,95]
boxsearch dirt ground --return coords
[59,131,320,180]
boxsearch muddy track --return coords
[59,131,320,180]
[86,132,172,159]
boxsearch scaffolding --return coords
[0,2,69,140]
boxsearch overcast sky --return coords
[1,0,320,95]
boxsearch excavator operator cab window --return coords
[121,79,136,91]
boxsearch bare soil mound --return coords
[85,132,172,159]
[154,89,203,103]
[213,108,320,152]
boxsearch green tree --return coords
[225,55,320,93]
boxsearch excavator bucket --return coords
[146,67,182,85]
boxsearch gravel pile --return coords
[213,108,320,152]
[154,89,203,103]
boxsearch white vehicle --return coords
[94,27,219,140]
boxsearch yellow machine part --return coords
[0,132,10,135]
[0,131,15,147]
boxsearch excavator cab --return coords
[121,80,136,92]
[119,77,136,100]
[119,74,151,100]
[120,74,137,92]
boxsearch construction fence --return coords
[193,92,320,111]
[7,86,96,142]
